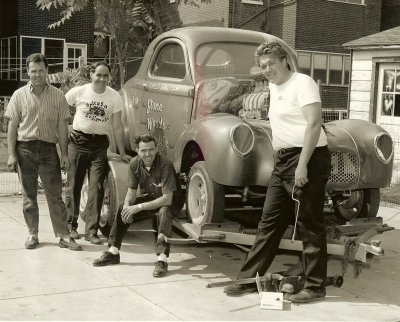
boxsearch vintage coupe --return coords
[87,27,393,234]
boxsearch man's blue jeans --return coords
[16,140,70,237]
[65,141,108,235]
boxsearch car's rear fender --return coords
[107,154,130,208]
[173,114,274,187]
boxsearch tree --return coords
[47,64,91,94]
[37,0,211,89]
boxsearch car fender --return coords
[107,154,130,208]
[326,119,393,189]
[173,114,274,187]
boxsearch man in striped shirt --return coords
[5,53,81,251]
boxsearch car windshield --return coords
[194,42,270,120]
[195,42,260,78]
[195,77,270,120]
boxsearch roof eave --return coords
[344,44,400,50]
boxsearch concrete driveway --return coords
[0,195,399,321]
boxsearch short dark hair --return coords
[255,42,287,66]
[26,53,48,69]
[90,61,111,73]
[134,133,157,146]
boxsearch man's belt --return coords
[73,129,107,138]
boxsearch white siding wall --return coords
[348,53,373,120]
[349,48,400,120]
[349,48,400,182]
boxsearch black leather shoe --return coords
[224,283,258,296]
[153,260,168,277]
[85,234,102,245]
[25,235,39,249]
[70,229,79,239]
[59,237,82,251]
[288,287,326,303]
[93,251,120,266]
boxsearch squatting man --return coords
[93,134,180,277]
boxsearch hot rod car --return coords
[83,27,393,235]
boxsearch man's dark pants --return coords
[237,146,331,289]
[65,133,108,235]
[108,197,174,256]
[16,140,70,237]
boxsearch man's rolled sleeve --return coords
[4,94,20,123]
[161,163,177,195]
[112,95,123,114]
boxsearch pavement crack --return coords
[0,285,125,301]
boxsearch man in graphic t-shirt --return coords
[65,62,131,244]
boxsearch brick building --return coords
[0,0,95,96]
[0,0,389,119]
[178,0,384,120]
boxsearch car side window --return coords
[151,43,186,79]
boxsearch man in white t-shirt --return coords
[65,62,131,244]
[224,43,331,303]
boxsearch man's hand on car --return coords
[121,154,132,163]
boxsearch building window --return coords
[242,0,264,5]
[20,36,65,80]
[45,39,64,73]
[328,55,343,85]
[296,50,350,86]
[380,68,400,117]
[328,0,365,5]
[297,52,311,76]
[314,54,327,84]
[66,43,87,69]
[0,37,17,80]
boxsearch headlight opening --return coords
[230,123,255,157]
[374,132,393,164]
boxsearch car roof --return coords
[152,26,287,49]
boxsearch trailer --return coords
[164,215,394,276]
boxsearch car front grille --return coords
[328,151,359,183]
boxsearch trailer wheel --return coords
[186,161,225,225]
[79,171,117,237]
[333,188,380,221]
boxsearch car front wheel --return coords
[186,161,225,225]
[332,188,380,221]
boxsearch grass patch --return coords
[381,182,400,205]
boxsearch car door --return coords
[137,39,194,160]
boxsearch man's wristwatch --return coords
[137,204,143,210]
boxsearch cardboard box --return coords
[256,273,284,310]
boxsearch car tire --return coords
[333,188,380,221]
[98,172,118,237]
[79,171,117,237]
[186,161,225,224]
